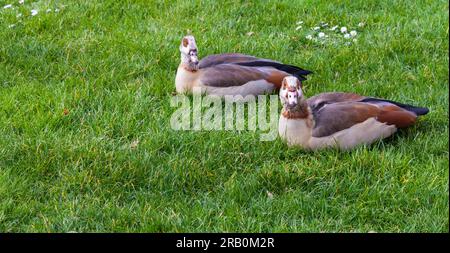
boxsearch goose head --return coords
[280,76,304,109]
[180,35,199,72]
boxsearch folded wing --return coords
[308,93,426,138]
[200,64,289,88]
[198,53,312,88]
[199,53,279,68]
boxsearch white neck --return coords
[175,64,199,93]
[278,106,314,149]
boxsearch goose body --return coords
[176,36,312,96]
[278,76,429,150]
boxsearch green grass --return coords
[0,0,448,232]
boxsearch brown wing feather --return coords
[311,98,418,137]
[376,105,417,128]
[312,102,380,137]
[199,64,289,88]
[264,71,290,89]
[199,53,279,69]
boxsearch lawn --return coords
[0,0,448,232]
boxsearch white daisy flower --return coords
[313,26,320,31]
[350,30,357,37]
[295,25,302,30]
[344,33,351,39]
[358,22,365,27]
[31,9,38,16]
[318,32,325,38]
[19,0,24,4]
[340,27,347,33]
[306,35,313,40]
[4,4,12,9]
[130,139,139,149]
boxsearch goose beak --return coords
[191,56,199,66]
[287,101,298,108]
[191,57,199,71]
[286,90,299,108]
[189,51,199,70]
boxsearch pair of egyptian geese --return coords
[176,35,429,150]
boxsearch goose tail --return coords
[234,61,313,81]
[361,97,429,116]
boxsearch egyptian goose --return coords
[278,76,429,150]
[175,35,312,97]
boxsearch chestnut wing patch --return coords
[234,61,312,81]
